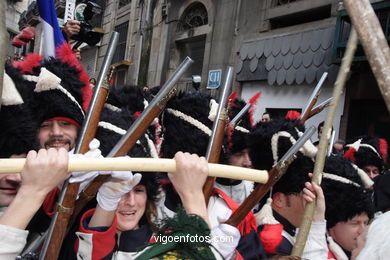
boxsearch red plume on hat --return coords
[55,43,92,111]
[285,110,301,121]
[248,91,261,127]
[379,138,388,164]
[12,53,43,74]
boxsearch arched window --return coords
[177,3,208,32]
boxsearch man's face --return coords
[0,154,25,207]
[273,192,306,228]
[261,113,270,122]
[363,165,380,179]
[37,120,78,151]
[328,213,369,252]
[228,149,252,168]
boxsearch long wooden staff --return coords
[71,57,194,220]
[291,28,358,257]
[0,158,269,183]
[203,66,233,202]
[0,1,6,111]
[39,32,119,260]
[343,0,390,112]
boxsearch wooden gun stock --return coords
[40,32,119,260]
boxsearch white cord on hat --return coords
[322,172,361,188]
[166,108,212,136]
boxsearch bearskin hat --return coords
[159,91,213,158]
[0,65,38,157]
[344,136,386,173]
[373,172,390,212]
[322,156,374,229]
[273,154,313,195]
[96,107,159,201]
[28,58,88,127]
[249,118,316,171]
[105,85,146,115]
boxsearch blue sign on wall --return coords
[207,69,222,89]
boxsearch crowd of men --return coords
[0,13,389,260]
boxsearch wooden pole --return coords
[291,28,358,257]
[0,157,269,184]
[343,0,390,112]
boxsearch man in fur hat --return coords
[215,93,257,204]
[321,156,374,259]
[344,136,387,180]
[0,65,39,208]
[249,118,327,259]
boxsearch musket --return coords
[308,97,333,119]
[71,57,194,219]
[225,126,316,227]
[203,66,234,201]
[0,157,269,184]
[39,32,119,260]
[300,72,328,123]
[229,102,250,127]
[0,1,6,111]
[327,130,336,157]
[291,28,358,257]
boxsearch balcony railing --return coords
[333,1,390,62]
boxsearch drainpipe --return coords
[234,0,242,36]
[0,1,6,111]
[136,0,154,87]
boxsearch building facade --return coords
[17,0,390,143]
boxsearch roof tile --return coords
[281,35,291,55]
[286,67,296,85]
[291,33,302,54]
[274,53,284,70]
[268,69,277,85]
[300,31,312,53]
[265,54,275,71]
[303,49,314,68]
[272,37,282,56]
[250,57,259,72]
[264,38,273,57]
[283,52,294,69]
[255,40,265,58]
[293,51,304,69]
[277,69,287,86]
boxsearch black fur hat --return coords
[373,172,390,212]
[249,118,316,171]
[96,107,159,200]
[0,65,38,157]
[227,99,251,152]
[273,154,313,195]
[105,85,146,115]
[159,91,213,158]
[322,156,374,229]
[344,136,385,173]
[29,58,88,126]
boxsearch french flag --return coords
[37,0,65,57]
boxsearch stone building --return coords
[18,0,390,143]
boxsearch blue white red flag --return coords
[36,0,65,57]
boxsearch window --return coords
[333,1,390,62]
[118,0,131,9]
[177,3,208,32]
[112,22,129,64]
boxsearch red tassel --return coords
[12,53,43,74]
[249,91,262,127]
[285,110,301,120]
[228,90,238,107]
[343,148,356,162]
[259,223,284,254]
[55,43,92,112]
[227,124,234,153]
[379,138,388,163]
